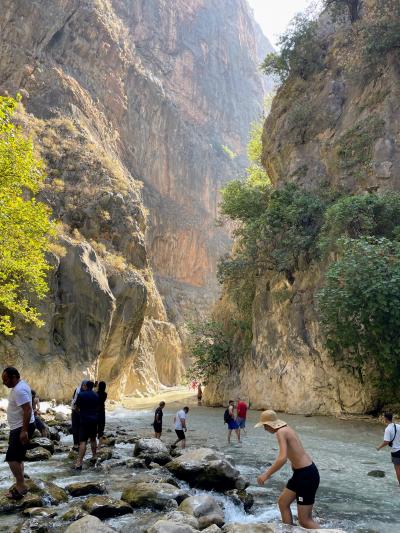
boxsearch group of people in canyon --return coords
[2,365,400,530]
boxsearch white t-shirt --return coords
[7,380,35,430]
[175,409,187,430]
[384,423,400,452]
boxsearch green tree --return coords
[261,14,326,82]
[0,96,53,335]
[318,237,400,401]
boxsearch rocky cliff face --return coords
[205,1,399,414]
[0,0,268,400]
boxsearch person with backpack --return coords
[376,412,400,483]
[224,400,241,445]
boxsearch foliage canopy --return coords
[0,95,53,335]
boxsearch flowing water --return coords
[0,402,398,532]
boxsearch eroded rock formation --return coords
[0,0,269,399]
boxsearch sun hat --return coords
[254,409,287,429]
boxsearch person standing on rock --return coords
[224,400,241,445]
[153,401,165,439]
[96,381,107,445]
[173,406,189,449]
[74,380,99,470]
[376,412,400,484]
[2,367,35,500]
[236,396,248,434]
[71,379,88,451]
[256,410,320,530]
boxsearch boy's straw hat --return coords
[254,409,287,429]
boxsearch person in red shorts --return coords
[236,396,248,433]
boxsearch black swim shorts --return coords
[286,462,320,505]
[5,423,36,463]
[175,429,185,440]
[153,422,162,433]
[79,419,98,442]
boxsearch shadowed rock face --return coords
[0,0,269,399]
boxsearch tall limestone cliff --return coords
[0,0,269,400]
[205,0,400,415]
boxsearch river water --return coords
[0,402,398,532]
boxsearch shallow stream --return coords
[0,402,398,532]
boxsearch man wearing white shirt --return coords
[376,412,400,484]
[173,406,189,449]
[2,367,35,499]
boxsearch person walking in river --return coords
[255,410,320,530]
[197,383,203,406]
[2,367,35,500]
[236,396,248,434]
[173,406,189,449]
[224,400,241,445]
[153,401,165,439]
[376,412,400,484]
[71,379,88,451]
[74,380,99,470]
[31,390,49,438]
[96,381,107,445]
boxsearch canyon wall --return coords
[205,1,400,414]
[0,0,268,400]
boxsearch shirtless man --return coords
[255,410,320,529]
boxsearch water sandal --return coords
[6,488,28,500]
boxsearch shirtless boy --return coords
[255,410,320,529]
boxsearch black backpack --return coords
[224,409,230,424]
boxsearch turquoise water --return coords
[111,404,398,532]
[0,402,397,532]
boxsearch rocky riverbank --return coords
[0,405,346,532]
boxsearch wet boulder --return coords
[65,515,116,532]
[66,481,107,497]
[0,492,43,514]
[96,447,113,462]
[29,438,55,454]
[82,495,133,519]
[121,482,188,510]
[147,520,198,533]
[225,489,254,512]
[129,469,180,487]
[26,447,52,461]
[61,506,88,521]
[14,518,50,532]
[47,427,61,442]
[367,470,385,478]
[202,526,222,533]
[165,510,200,529]
[22,507,58,518]
[134,438,172,466]
[179,495,224,529]
[166,448,243,491]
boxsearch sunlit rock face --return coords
[0,0,269,399]
[206,1,400,415]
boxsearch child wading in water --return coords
[255,410,320,529]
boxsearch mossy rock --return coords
[25,447,52,462]
[121,482,188,510]
[66,481,106,497]
[82,495,133,519]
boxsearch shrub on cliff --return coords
[318,237,400,400]
[0,96,53,335]
[261,13,327,82]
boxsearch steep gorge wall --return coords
[0,0,268,400]
[206,1,400,414]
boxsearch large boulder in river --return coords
[0,479,67,514]
[166,448,243,491]
[82,495,133,519]
[147,520,198,533]
[66,481,107,496]
[29,437,55,454]
[65,515,116,532]
[25,447,52,461]
[179,495,224,530]
[134,438,172,465]
[121,482,188,510]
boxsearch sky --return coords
[247,0,320,48]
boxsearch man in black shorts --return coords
[173,406,189,449]
[255,410,320,529]
[2,367,35,500]
[153,401,165,439]
[74,381,99,470]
